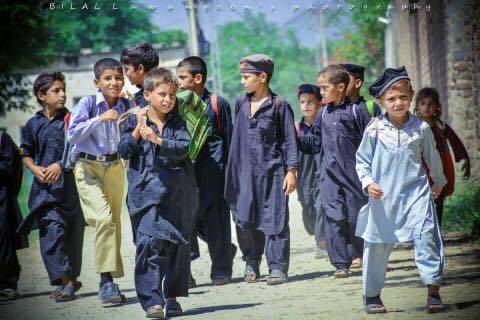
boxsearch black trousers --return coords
[324,216,363,270]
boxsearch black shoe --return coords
[165,300,183,317]
[98,282,123,305]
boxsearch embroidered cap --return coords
[369,66,410,98]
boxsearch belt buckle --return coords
[97,154,106,161]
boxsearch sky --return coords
[138,0,347,49]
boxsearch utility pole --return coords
[318,8,328,67]
[186,0,199,56]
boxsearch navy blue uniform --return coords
[296,119,325,243]
[19,109,84,285]
[225,92,298,274]
[118,107,198,310]
[134,88,148,108]
[298,102,370,270]
[0,132,28,290]
[189,89,234,280]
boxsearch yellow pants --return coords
[74,159,124,278]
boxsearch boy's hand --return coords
[431,185,442,199]
[100,109,119,122]
[461,158,471,178]
[135,108,148,127]
[283,170,297,196]
[44,163,62,184]
[32,166,47,183]
[367,183,384,200]
[140,125,159,144]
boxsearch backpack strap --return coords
[294,122,301,134]
[211,94,221,131]
[366,100,375,117]
[351,103,362,133]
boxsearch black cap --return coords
[341,63,365,82]
[240,54,274,76]
[369,66,410,98]
[297,84,321,100]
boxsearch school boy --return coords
[224,54,298,285]
[67,58,131,305]
[341,63,382,117]
[19,72,84,302]
[295,84,326,257]
[0,131,28,300]
[120,43,159,108]
[118,68,198,318]
[177,56,236,286]
[297,65,370,277]
[356,66,446,314]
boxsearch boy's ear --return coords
[260,72,268,83]
[143,90,151,102]
[194,73,203,85]
[93,78,99,88]
[354,79,363,89]
[338,83,346,93]
[36,91,46,102]
[137,64,145,74]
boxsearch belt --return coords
[78,152,119,162]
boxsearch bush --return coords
[443,178,480,239]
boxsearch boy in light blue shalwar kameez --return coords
[355,67,447,315]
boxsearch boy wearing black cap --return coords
[356,66,446,314]
[177,56,236,286]
[297,65,370,278]
[224,54,298,285]
[341,63,381,117]
[295,84,326,257]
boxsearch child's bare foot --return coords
[146,305,164,318]
[317,240,327,250]
[351,258,362,269]
[334,269,349,278]
[427,285,445,314]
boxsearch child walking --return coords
[356,67,447,314]
[415,87,470,226]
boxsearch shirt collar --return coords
[96,90,127,109]
[382,112,414,129]
[36,107,68,120]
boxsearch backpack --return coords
[0,131,23,196]
[61,95,129,169]
[210,94,221,130]
[366,100,376,117]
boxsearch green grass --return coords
[443,177,480,239]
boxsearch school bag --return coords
[365,100,376,117]
[62,95,129,169]
[0,131,23,196]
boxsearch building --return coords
[0,43,188,144]
[387,0,479,174]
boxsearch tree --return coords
[214,13,317,118]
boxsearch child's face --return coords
[317,75,345,105]
[380,81,413,119]
[144,83,177,115]
[94,69,124,100]
[177,66,204,92]
[123,63,144,86]
[37,80,66,110]
[299,93,321,119]
[241,72,267,93]
[417,97,436,120]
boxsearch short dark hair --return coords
[93,58,123,79]
[120,43,159,72]
[33,72,65,105]
[177,56,207,84]
[144,68,179,92]
[317,65,350,87]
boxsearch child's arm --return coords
[67,96,117,144]
[297,107,322,154]
[422,123,448,197]
[118,114,143,160]
[279,101,298,195]
[356,120,380,198]
[444,123,470,177]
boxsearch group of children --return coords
[0,41,471,317]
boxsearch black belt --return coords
[78,152,119,162]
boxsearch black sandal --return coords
[364,295,387,314]
[55,285,76,302]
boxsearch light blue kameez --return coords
[355,113,447,297]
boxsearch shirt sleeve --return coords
[20,119,35,159]
[157,118,190,161]
[67,96,102,144]
[118,115,142,160]
[356,119,377,195]
[444,123,470,162]
[297,107,323,155]
[278,100,298,171]
[422,123,448,189]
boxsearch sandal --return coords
[55,285,76,302]
[165,300,183,317]
[146,305,164,319]
[351,259,362,269]
[334,269,349,278]
[364,295,387,314]
[50,281,82,299]
[267,270,288,285]
[0,288,18,301]
[427,294,445,314]
[244,260,260,283]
